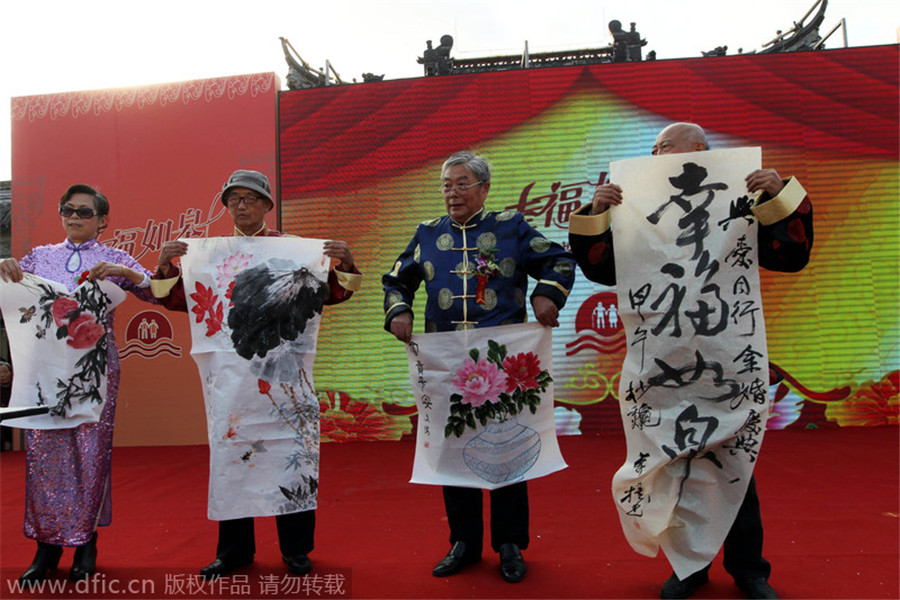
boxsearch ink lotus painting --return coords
[180,237,330,519]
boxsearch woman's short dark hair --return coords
[59,184,109,217]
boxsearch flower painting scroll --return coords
[0,276,126,428]
[180,237,329,520]
[406,322,567,490]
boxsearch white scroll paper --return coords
[609,148,770,579]
[0,275,126,429]
[180,237,329,520]
[406,322,567,490]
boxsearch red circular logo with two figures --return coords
[120,310,182,360]
[565,292,625,356]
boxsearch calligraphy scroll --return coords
[406,322,567,490]
[0,275,126,429]
[609,148,769,579]
[180,237,329,520]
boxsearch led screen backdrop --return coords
[279,45,899,438]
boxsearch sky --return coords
[2,0,897,182]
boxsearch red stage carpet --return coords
[1,426,897,599]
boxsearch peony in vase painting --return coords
[446,339,551,484]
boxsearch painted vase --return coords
[463,415,541,484]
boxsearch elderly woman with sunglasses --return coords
[0,184,156,584]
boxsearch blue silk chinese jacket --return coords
[383,209,576,332]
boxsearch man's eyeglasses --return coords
[59,206,98,219]
[440,181,484,194]
[226,194,263,207]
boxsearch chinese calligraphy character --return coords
[620,481,651,517]
[724,409,764,461]
[733,345,765,375]
[717,194,755,229]
[634,451,650,475]
[623,378,648,404]
[507,172,607,229]
[727,234,755,269]
[648,350,742,406]
[627,402,660,430]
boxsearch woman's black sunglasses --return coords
[59,205,98,219]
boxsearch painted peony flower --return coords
[452,358,507,407]
[51,297,79,326]
[66,313,104,349]
[825,371,899,427]
[258,379,272,395]
[319,391,411,442]
[502,352,542,393]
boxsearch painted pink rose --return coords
[502,352,542,393]
[51,297,79,326]
[66,313,104,349]
[452,358,508,407]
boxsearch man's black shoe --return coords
[498,543,526,583]
[283,554,311,576]
[432,541,480,577]
[660,569,710,599]
[199,555,253,580]
[736,577,778,599]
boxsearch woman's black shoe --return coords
[69,533,98,581]
[18,542,63,584]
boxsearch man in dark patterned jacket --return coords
[383,152,576,583]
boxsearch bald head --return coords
[652,122,708,156]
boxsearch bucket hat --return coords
[221,170,273,206]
